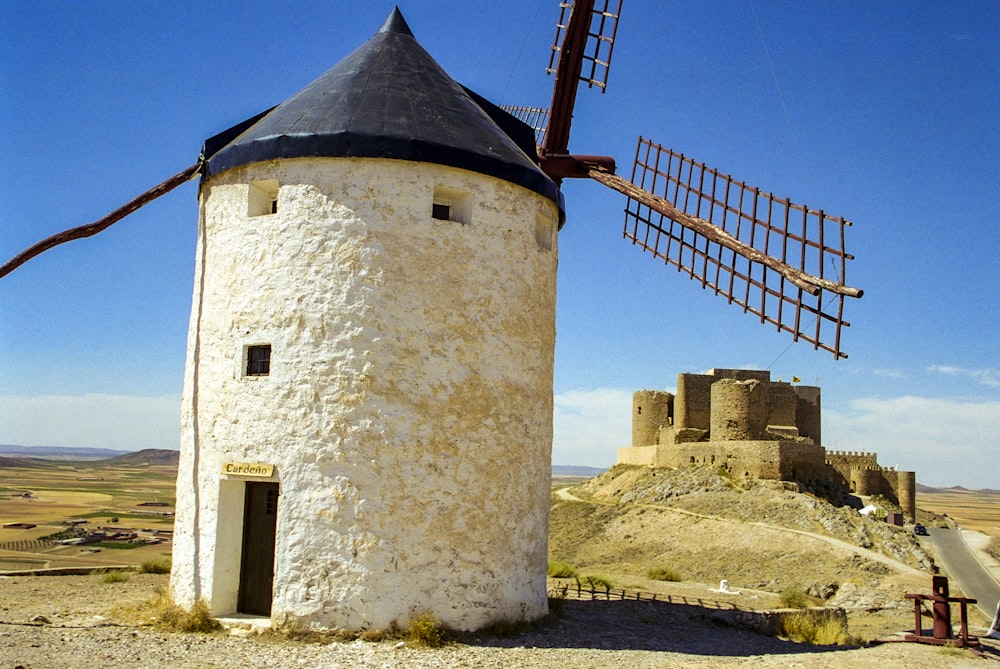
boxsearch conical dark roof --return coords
[203,8,562,212]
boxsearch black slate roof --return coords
[202,8,563,213]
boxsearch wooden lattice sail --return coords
[615,138,862,358]
[506,0,863,358]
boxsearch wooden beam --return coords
[0,161,202,280]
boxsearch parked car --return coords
[914,524,929,536]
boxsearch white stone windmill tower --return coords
[169,8,563,630]
[1,3,864,632]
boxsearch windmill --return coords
[503,0,863,359]
[0,3,864,631]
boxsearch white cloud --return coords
[0,394,180,452]
[824,396,1000,489]
[553,388,632,467]
[927,365,1000,389]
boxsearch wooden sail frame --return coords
[612,137,861,359]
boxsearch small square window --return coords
[432,186,470,225]
[246,345,271,376]
[249,180,279,217]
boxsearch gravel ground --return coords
[1,573,995,668]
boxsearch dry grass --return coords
[406,610,447,647]
[778,610,853,646]
[779,586,820,609]
[646,565,682,582]
[547,560,578,579]
[101,569,131,584]
[143,587,222,633]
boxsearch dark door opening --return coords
[237,481,279,616]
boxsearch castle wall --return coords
[766,382,798,430]
[173,157,559,631]
[640,440,827,483]
[825,451,879,491]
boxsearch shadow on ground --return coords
[463,599,851,657]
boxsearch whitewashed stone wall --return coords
[172,157,559,631]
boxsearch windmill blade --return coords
[499,105,550,148]
[546,0,622,92]
[544,0,622,155]
[0,161,202,280]
[589,137,863,359]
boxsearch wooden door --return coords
[237,482,279,615]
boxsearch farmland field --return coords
[915,486,1000,537]
[0,458,176,572]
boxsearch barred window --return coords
[246,345,271,377]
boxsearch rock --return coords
[30,614,51,625]
[807,582,839,600]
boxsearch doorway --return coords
[237,481,279,615]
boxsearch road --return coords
[928,527,1000,619]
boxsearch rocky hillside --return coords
[550,464,936,627]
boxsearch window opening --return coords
[249,180,280,217]
[535,211,555,250]
[246,345,271,376]
[432,186,471,225]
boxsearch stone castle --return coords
[617,369,916,520]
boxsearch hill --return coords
[549,464,947,640]
[103,449,179,466]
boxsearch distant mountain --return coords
[916,482,999,495]
[552,465,607,478]
[0,445,128,460]
[0,445,179,466]
[105,449,179,466]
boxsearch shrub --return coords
[101,569,130,584]
[407,610,446,647]
[779,586,817,609]
[138,557,172,574]
[646,565,682,582]
[579,573,614,590]
[547,560,578,579]
[778,611,851,646]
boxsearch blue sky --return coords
[1,2,997,489]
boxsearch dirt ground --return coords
[0,573,996,668]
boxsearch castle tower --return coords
[710,378,768,440]
[632,390,673,447]
[170,10,563,632]
[897,470,917,522]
